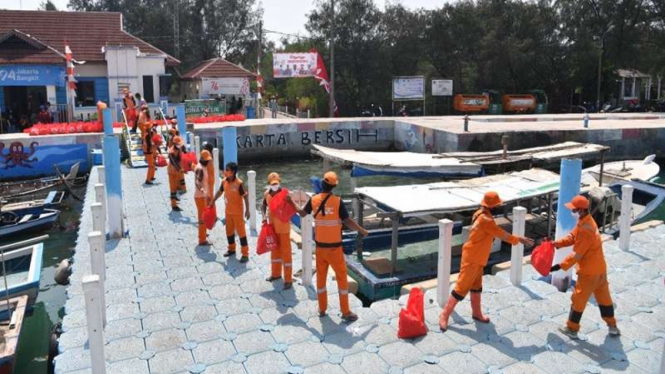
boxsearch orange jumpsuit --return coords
[554,214,616,332]
[264,191,292,282]
[138,111,150,135]
[169,128,187,193]
[194,164,212,244]
[221,177,249,256]
[306,193,351,315]
[453,209,519,300]
[167,145,183,208]
[143,128,156,183]
[124,94,137,130]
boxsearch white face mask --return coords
[270,184,280,192]
[571,211,580,220]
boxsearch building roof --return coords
[182,58,256,80]
[0,10,180,66]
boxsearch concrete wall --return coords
[0,132,103,179]
[194,119,395,162]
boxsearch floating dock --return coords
[53,165,665,374]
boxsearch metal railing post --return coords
[88,232,107,327]
[82,274,106,374]
[510,207,527,286]
[437,219,454,308]
[619,184,634,251]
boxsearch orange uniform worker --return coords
[551,195,620,339]
[167,119,179,148]
[143,125,158,185]
[123,88,138,133]
[439,191,534,331]
[96,101,107,124]
[194,150,214,246]
[262,172,294,290]
[290,172,369,322]
[168,136,185,212]
[169,119,187,194]
[211,162,251,263]
[137,105,151,135]
[202,143,216,195]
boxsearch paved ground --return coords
[55,166,664,374]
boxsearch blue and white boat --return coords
[0,209,59,239]
[1,191,65,217]
[0,243,43,306]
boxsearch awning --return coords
[311,145,483,178]
[356,169,565,217]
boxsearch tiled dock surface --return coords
[55,166,664,374]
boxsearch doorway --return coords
[3,85,46,123]
[142,76,154,103]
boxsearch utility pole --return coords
[596,24,614,112]
[257,20,263,107]
[173,0,180,59]
[329,0,336,118]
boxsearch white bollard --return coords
[88,232,107,327]
[82,274,106,374]
[660,338,665,374]
[301,215,314,286]
[194,136,201,161]
[437,219,454,308]
[510,207,527,286]
[91,203,104,234]
[97,165,105,185]
[619,184,634,251]
[94,184,106,234]
[213,148,220,192]
[247,170,257,233]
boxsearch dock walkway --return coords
[55,166,664,374]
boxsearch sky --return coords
[5,0,445,43]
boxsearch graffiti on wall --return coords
[0,142,88,179]
[235,129,379,149]
[395,122,436,153]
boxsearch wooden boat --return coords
[0,295,29,374]
[583,154,659,185]
[0,210,59,239]
[0,191,65,216]
[0,162,83,200]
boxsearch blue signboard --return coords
[0,141,88,179]
[0,65,65,87]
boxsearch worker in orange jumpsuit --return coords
[167,119,179,148]
[143,124,158,185]
[167,119,187,194]
[168,136,184,212]
[194,150,213,246]
[202,143,216,194]
[551,195,620,339]
[211,162,251,263]
[439,191,534,331]
[137,105,150,135]
[289,171,369,321]
[262,172,294,290]
[123,88,138,133]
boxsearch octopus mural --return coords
[0,141,39,169]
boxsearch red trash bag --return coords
[152,134,163,146]
[398,287,427,339]
[181,152,197,173]
[531,240,555,277]
[268,189,297,223]
[156,155,168,167]
[203,206,217,230]
[257,223,278,255]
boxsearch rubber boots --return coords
[470,292,490,323]
[439,296,459,332]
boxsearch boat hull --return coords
[0,210,59,239]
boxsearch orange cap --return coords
[173,136,183,146]
[200,150,212,161]
[481,191,502,208]
[267,172,280,185]
[565,195,589,210]
[323,171,338,186]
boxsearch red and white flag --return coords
[65,41,77,97]
[311,49,338,116]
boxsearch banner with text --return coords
[392,77,425,100]
[0,65,65,87]
[201,77,250,96]
[432,79,453,96]
[273,53,318,78]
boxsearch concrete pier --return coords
[53,165,664,374]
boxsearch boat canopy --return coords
[311,145,483,178]
[356,169,568,217]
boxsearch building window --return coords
[75,81,95,107]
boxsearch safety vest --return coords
[167,146,181,174]
[265,190,291,234]
[311,192,343,248]
[194,164,210,199]
[223,177,245,215]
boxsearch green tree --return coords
[40,0,58,10]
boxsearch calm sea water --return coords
[13,158,665,373]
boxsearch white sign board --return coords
[393,77,425,100]
[432,79,453,96]
[273,53,318,78]
[201,77,250,96]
